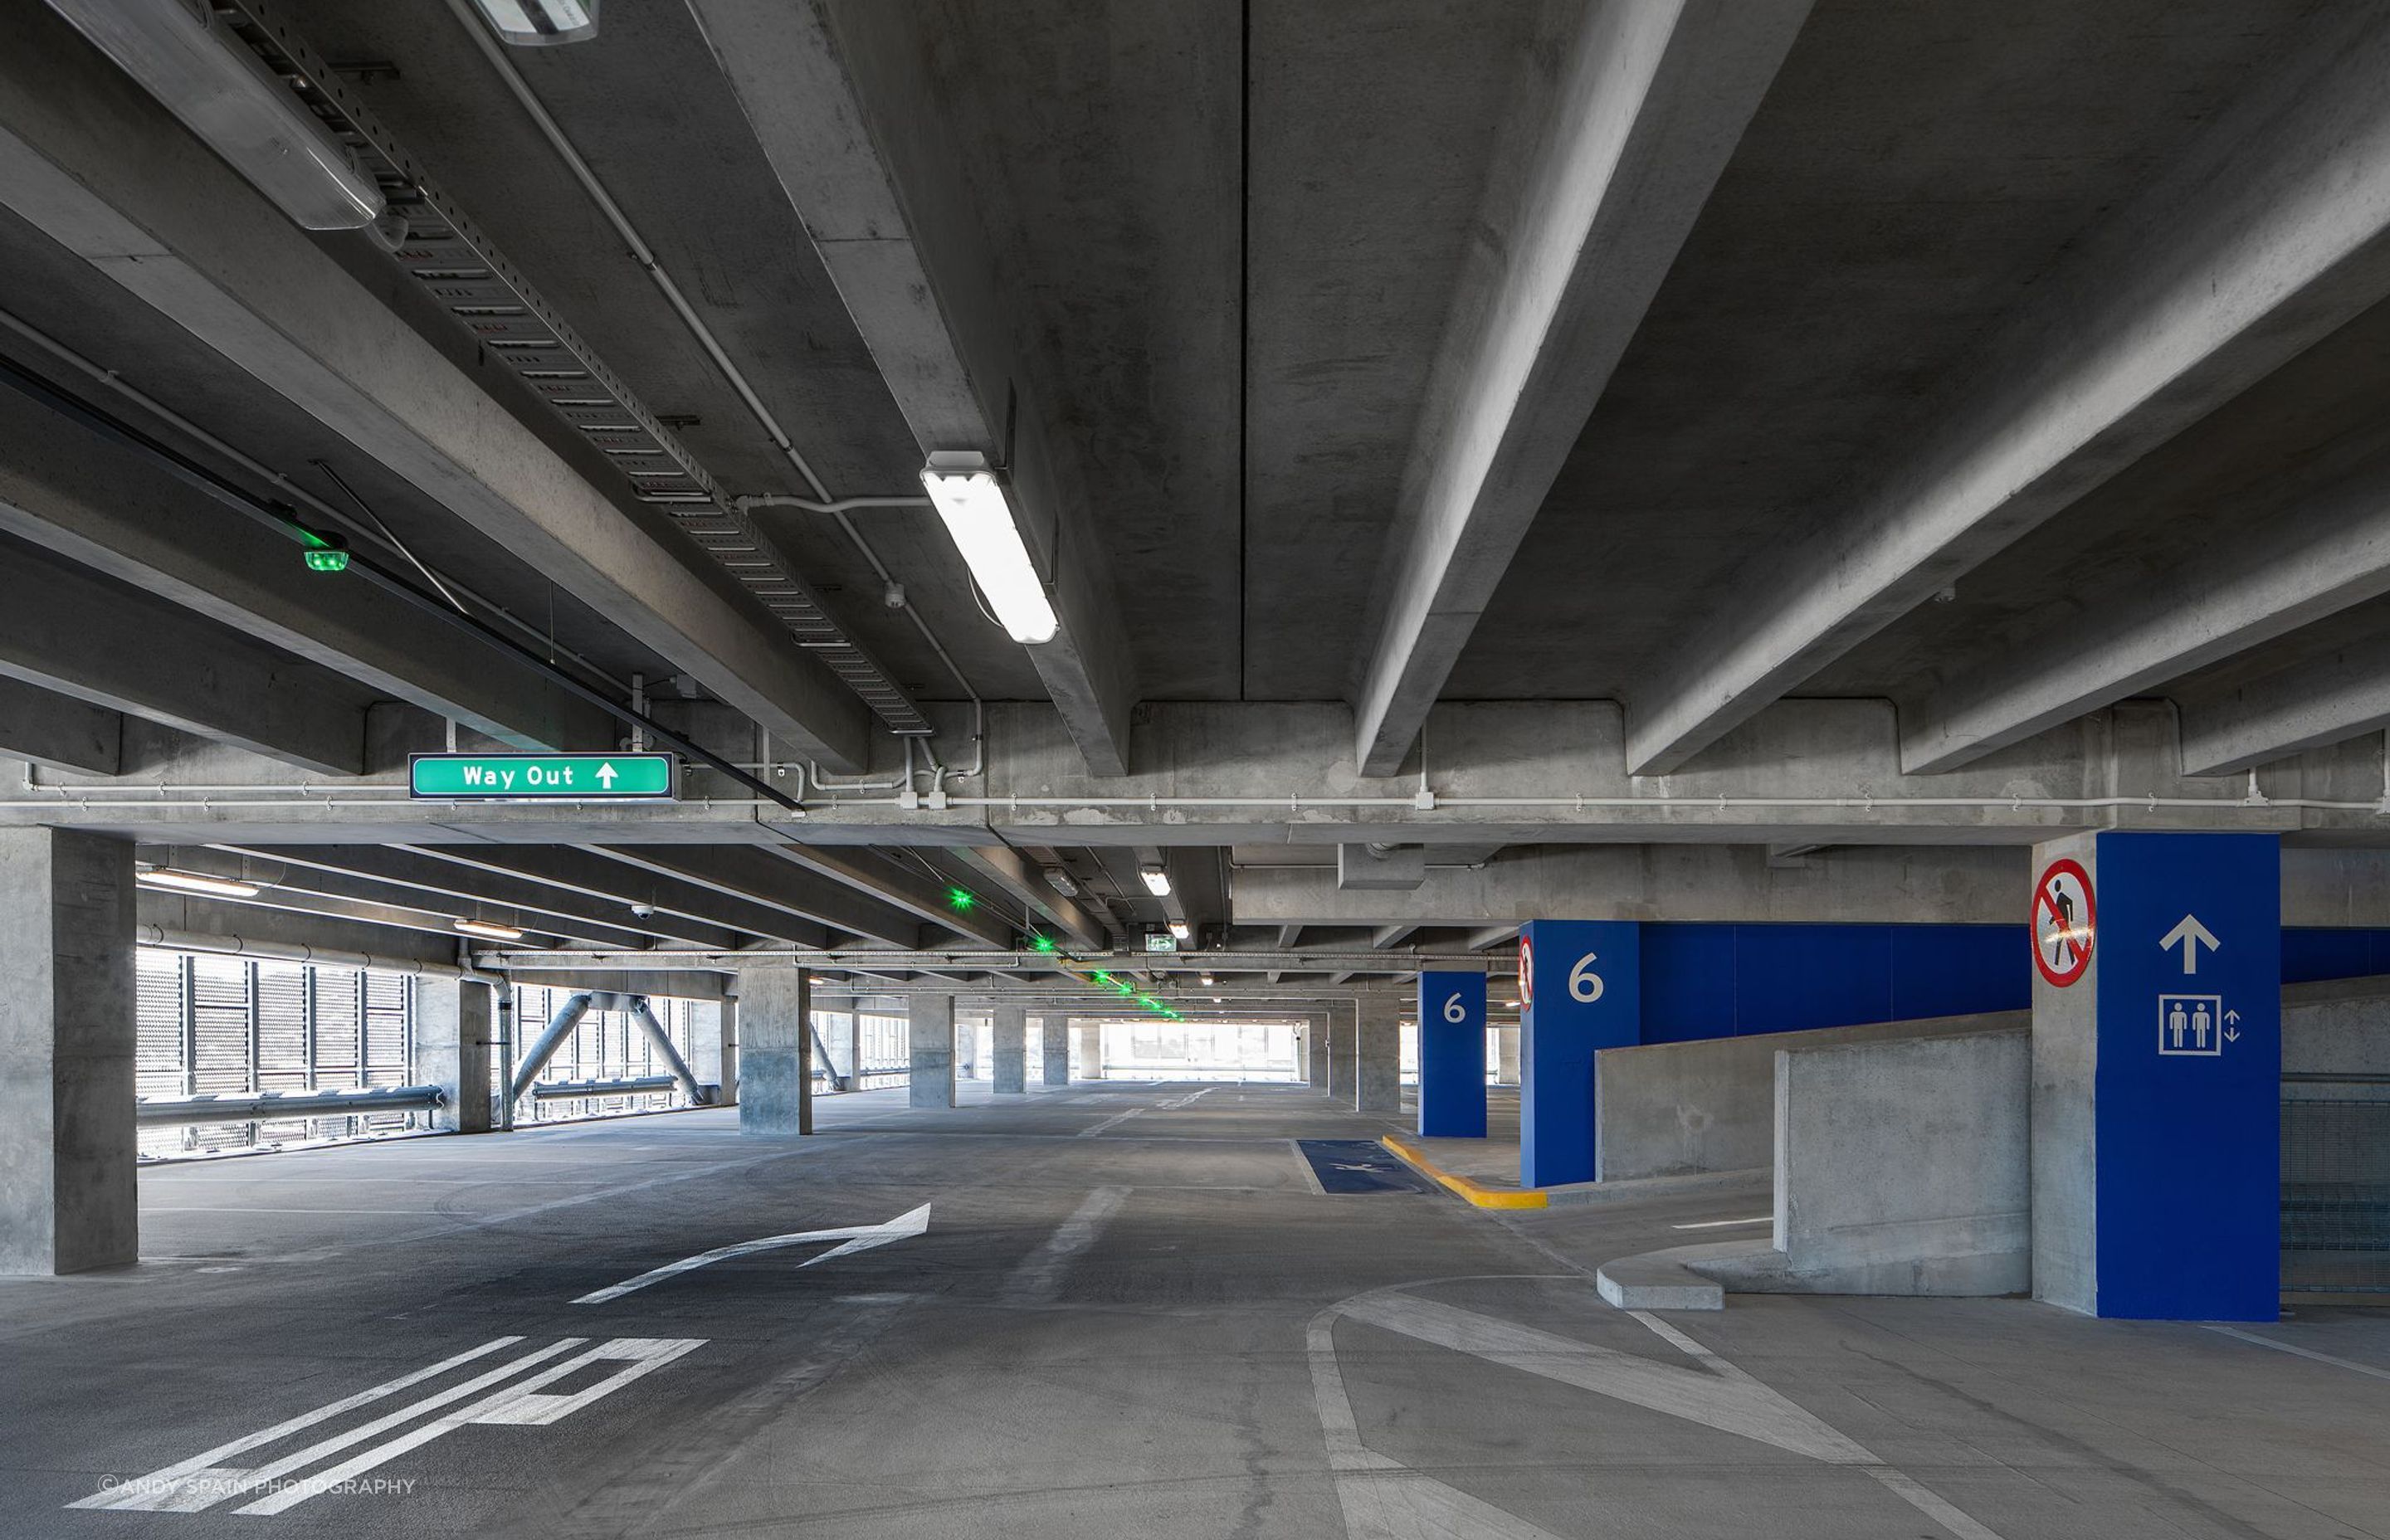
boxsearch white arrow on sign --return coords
[572,1202,929,1304]
[2224,1006,2242,1043]
[2159,914,2221,973]
[594,761,619,789]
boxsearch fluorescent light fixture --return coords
[1199,973,1215,987]
[45,0,386,231]
[137,867,261,899]
[1139,864,1171,898]
[1505,999,1520,1008]
[1168,920,1192,942]
[919,451,1058,644]
[453,918,526,942]
[1041,865,1080,898]
[470,0,601,45]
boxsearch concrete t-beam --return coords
[690,0,1138,776]
[2176,640,2390,777]
[0,540,369,774]
[1349,0,1812,774]
[588,845,924,948]
[944,845,1110,950]
[758,841,1014,948]
[409,845,832,948]
[0,676,119,775]
[1627,7,2390,774]
[1901,443,2390,772]
[0,6,872,768]
[210,844,735,952]
[0,382,610,753]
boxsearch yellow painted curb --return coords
[1381,1134,1549,1209]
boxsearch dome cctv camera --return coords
[630,902,656,919]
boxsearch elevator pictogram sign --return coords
[2032,857,2096,987]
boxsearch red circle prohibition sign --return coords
[1517,936,1535,1010]
[2032,857,2096,987]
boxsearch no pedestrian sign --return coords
[409,753,680,802]
[2032,856,2095,987]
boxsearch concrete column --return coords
[1495,1026,1519,1086]
[1358,995,1402,1114]
[1326,1001,1356,1104]
[1519,919,1641,1187]
[1074,1021,1105,1080]
[846,1011,864,1090]
[911,995,957,1108]
[417,978,494,1134]
[992,1002,1027,1094]
[688,998,737,1106]
[1417,972,1487,1137]
[738,970,812,1135]
[1038,1014,1069,1085]
[1306,1011,1329,1087]
[2031,831,2280,1321]
[0,828,134,1274]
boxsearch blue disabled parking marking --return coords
[1297,1139,1433,1195]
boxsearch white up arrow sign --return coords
[572,1202,930,1304]
[2159,914,2221,974]
[594,761,619,789]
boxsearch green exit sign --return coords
[409,753,680,802]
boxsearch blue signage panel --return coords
[1417,971,1488,1138]
[2094,832,2280,1320]
[1518,921,1641,1187]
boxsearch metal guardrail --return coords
[527,1075,684,1100]
[135,1084,446,1125]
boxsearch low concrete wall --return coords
[1595,1011,2027,1181]
[2280,976,2390,1075]
[1764,1028,2032,1294]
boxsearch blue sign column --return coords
[1517,921,1641,1187]
[1417,972,1488,1138]
[2031,832,2280,1321]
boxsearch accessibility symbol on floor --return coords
[70,1335,702,1517]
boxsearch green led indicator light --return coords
[1030,934,1057,953]
[947,887,976,912]
[1113,978,1135,996]
[298,527,349,573]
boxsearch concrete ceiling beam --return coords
[211,843,734,953]
[0,541,368,774]
[405,844,833,950]
[1370,924,1422,950]
[1349,0,1812,776]
[0,386,612,753]
[689,0,1136,775]
[754,840,1016,949]
[1901,446,2390,772]
[2175,637,2390,777]
[0,6,873,768]
[0,675,119,775]
[586,844,924,948]
[1627,7,2390,775]
[942,845,1111,950]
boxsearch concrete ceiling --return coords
[7,0,2390,981]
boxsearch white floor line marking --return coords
[67,1336,526,1512]
[1290,1140,1329,1196]
[1671,1215,1773,1231]
[1003,1187,1129,1303]
[234,1338,705,1517]
[1622,1308,2007,1540]
[2206,1324,2390,1382]
[1076,1108,1145,1138]
[572,1202,931,1304]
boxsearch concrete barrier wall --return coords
[2280,975,2390,1075]
[1595,1010,2027,1181]
[1770,1028,2032,1294]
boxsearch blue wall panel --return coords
[1637,924,2025,1043]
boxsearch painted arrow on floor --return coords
[572,1202,931,1304]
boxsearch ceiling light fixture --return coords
[919,451,1058,644]
[1139,864,1171,898]
[137,867,261,899]
[1168,920,1191,942]
[1041,865,1080,898]
[468,0,601,46]
[45,0,386,231]
[453,918,526,942]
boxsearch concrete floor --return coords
[2,1082,2386,1538]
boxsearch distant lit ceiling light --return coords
[919,451,1058,644]
[45,0,387,231]
[469,0,601,46]
[453,918,526,941]
[1168,921,1191,942]
[137,867,260,899]
[1139,865,1171,898]
[1504,999,1520,1008]
[1199,973,1215,987]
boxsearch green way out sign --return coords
[409,753,680,802]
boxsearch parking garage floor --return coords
[2,1083,2385,1539]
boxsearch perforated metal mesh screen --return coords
[2281,1082,2390,1294]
